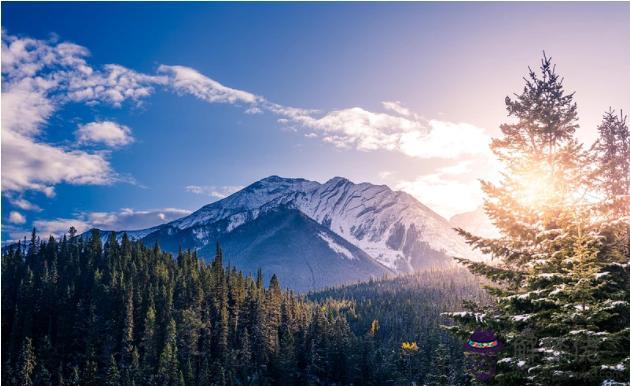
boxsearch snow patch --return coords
[594,271,610,279]
[318,232,356,260]
[601,363,626,371]
[512,314,531,322]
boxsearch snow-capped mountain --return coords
[94,176,478,290]
[293,176,474,271]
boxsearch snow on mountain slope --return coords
[318,231,356,260]
[171,176,318,230]
[294,177,473,271]
[132,175,476,272]
[296,177,468,272]
[139,206,392,291]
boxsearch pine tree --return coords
[140,303,157,383]
[83,356,98,385]
[157,319,179,386]
[130,347,140,385]
[447,53,630,385]
[104,355,121,386]
[275,325,297,384]
[592,108,630,217]
[266,274,282,355]
[121,287,136,385]
[33,362,52,386]
[67,366,81,386]
[17,337,36,386]
[235,328,252,381]
[33,335,54,386]
[425,343,452,386]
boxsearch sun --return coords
[513,162,559,210]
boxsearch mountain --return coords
[141,207,390,291]
[94,176,477,290]
[450,206,501,239]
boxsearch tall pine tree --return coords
[447,54,630,385]
[592,108,630,218]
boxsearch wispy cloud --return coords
[185,185,243,199]
[85,207,192,230]
[23,207,193,239]
[158,65,258,105]
[4,194,42,211]
[382,101,415,117]
[397,119,490,159]
[378,170,394,179]
[152,66,491,159]
[31,218,91,239]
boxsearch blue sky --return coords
[2,2,629,241]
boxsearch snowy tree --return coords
[592,108,630,218]
[446,54,630,385]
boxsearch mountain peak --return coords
[259,175,285,183]
[325,176,351,185]
[253,175,316,186]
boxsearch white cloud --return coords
[291,107,420,151]
[378,170,394,179]
[77,121,134,147]
[280,105,490,160]
[382,101,414,117]
[9,211,26,224]
[65,64,166,106]
[263,102,316,120]
[1,79,55,137]
[2,130,115,196]
[1,32,161,198]
[155,64,315,120]
[85,207,192,230]
[399,120,490,159]
[26,207,193,239]
[0,61,110,196]
[154,66,492,161]
[32,218,92,238]
[4,194,42,211]
[158,65,259,105]
[109,61,492,164]
[185,185,243,199]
